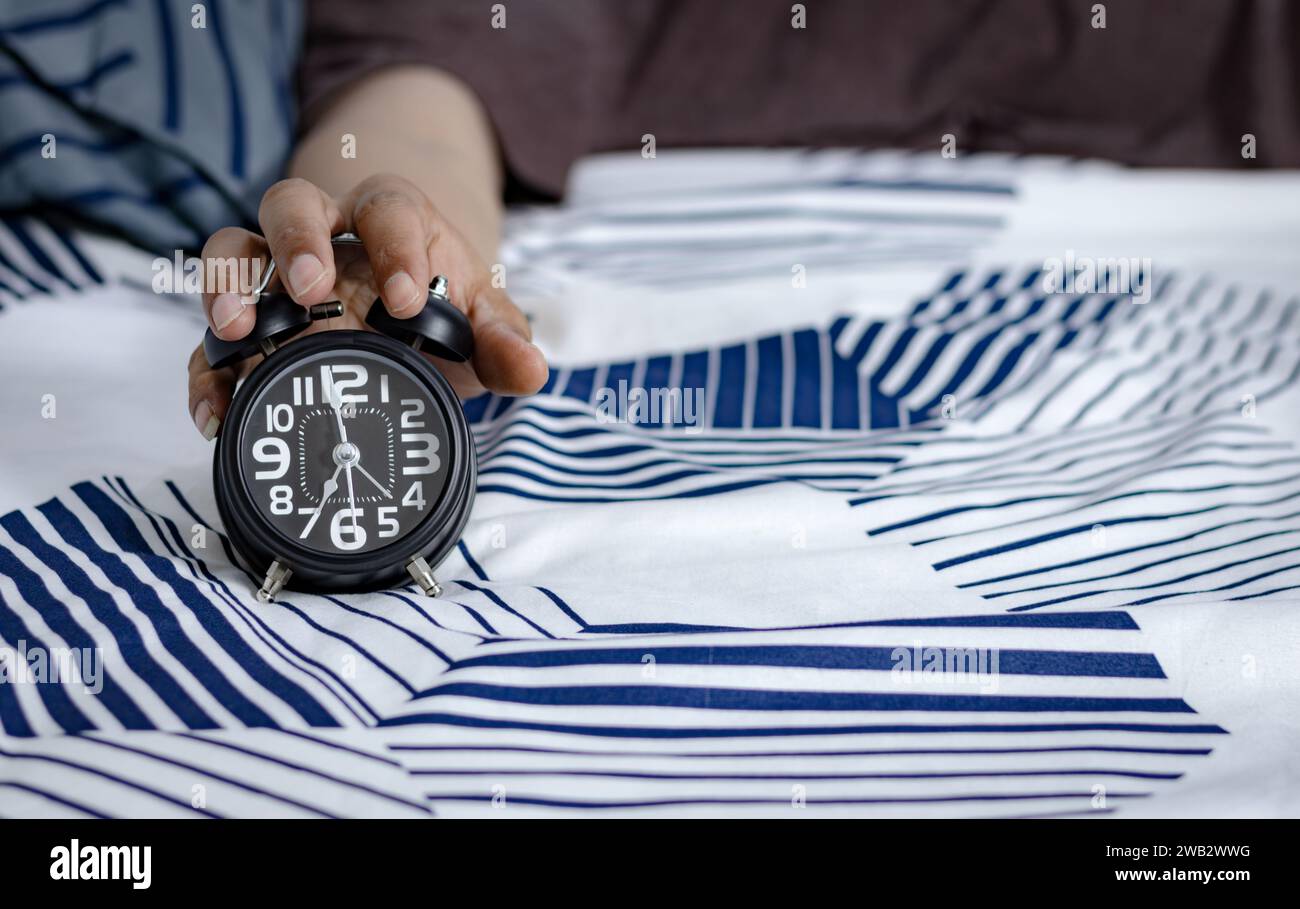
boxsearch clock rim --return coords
[213,329,476,591]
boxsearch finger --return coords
[429,358,487,399]
[188,343,238,439]
[344,174,434,316]
[258,177,345,306]
[202,227,266,341]
[465,284,549,395]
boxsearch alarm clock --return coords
[202,234,476,602]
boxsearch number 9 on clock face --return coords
[239,349,451,555]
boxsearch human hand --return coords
[187,172,547,438]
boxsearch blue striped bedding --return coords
[1,150,1298,817]
[0,0,298,252]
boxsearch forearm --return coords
[289,66,504,261]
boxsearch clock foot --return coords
[406,556,442,598]
[256,560,293,603]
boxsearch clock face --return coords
[237,348,452,555]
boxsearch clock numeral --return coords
[265,403,294,433]
[292,376,315,406]
[377,506,400,538]
[269,485,293,515]
[322,363,369,406]
[329,507,367,551]
[400,398,425,429]
[296,506,320,539]
[380,374,390,404]
[252,437,290,480]
[401,433,441,475]
[401,481,426,511]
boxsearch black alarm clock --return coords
[202,234,476,603]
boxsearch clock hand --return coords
[325,365,349,445]
[300,467,342,539]
[353,462,393,499]
[325,365,364,526]
[343,463,359,532]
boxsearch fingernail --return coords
[384,271,422,314]
[288,253,326,297]
[211,293,245,332]
[194,401,220,440]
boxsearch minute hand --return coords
[326,367,365,530]
[326,366,349,444]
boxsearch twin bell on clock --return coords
[201,233,477,603]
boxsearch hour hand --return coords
[299,469,341,539]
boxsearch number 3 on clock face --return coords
[238,348,453,556]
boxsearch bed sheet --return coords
[1,150,1298,817]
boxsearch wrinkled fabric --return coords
[1,150,1298,817]
[0,0,302,252]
